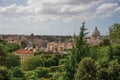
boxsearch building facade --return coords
[47,42,72,53]
[13,49,34,64]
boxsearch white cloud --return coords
[0,0,120,22]
[94,2,120,18]
[0,4,17,14]
[0,4,29,16]
[114,7,120,13]
[96,3,118,14]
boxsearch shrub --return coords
[0,66,11,80]
[35,67,51,78]
[22,56,44,71]
[12,67,24,78]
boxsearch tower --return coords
[91,27,101,39]
[90,27,101,45]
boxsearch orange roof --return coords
[14,49,34,54]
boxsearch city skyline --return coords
[0,0,120,35]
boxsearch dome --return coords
[91,27,100,38]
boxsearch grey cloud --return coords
[0,0,120,22]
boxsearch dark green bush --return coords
[0,66,11,80]
[12,67,24,78]
[22,56,44,71]
[35,67,51,78]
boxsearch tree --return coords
[34,50,44,55]
[108,60,120,80]
[109,23,120,43]
[0,66,11,80]
[111,44,120,62]
[22,56,44,71]
[0,45,6,57]
[88,46,100,60]
[0,41,20,53]
[31,33,34,37]
[0,45,6,66]
[5,54,20,68]
[24,71,36,80]
[34,67,50,78]
[75,57,96,80]
[44,54,59,67]
[96,60,109,80]
[21,41,27,48]
[64,22,88,80]
[52,71,65,80]
[12,67,24,78]
[74,22,88,64]
[96,59,120,80]
[99,38,110,46]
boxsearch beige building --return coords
[13,49,34,64]
[47,42,72,53]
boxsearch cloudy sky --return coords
[0,0,120,36]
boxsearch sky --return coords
[0,0,120,36]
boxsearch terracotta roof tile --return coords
[14,49,34,54]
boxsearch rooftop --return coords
[14,49,34,54]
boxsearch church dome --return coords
[91,27,100,38]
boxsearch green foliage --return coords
[5,54,20,68]
[99,38,110,46]
[96,59,120,80]
[34,50,44,55]
[0,45,6,66]
[96,68,109,80]
[88,46,101,60]
[0,23,120,80]
[94,46,111,61]
[74,22,88,63]
[49,65,64,72]
[0,66,11,80]
[4,43,19,53]
[0,45,6,57]
[109,23,120,43]
[12,67,24,78]
[20,41,27,48]
[59,58,68,65]
[75,57,96,80]
[52,72,65,80]
[24,71,36,80]
[112,44,120,60]
[11,77,24,80]
[22,56,44,71]
[96,60,109,80]
[41,54,60,67]
[74,58,120,80]
[64,22,88,80]
[34,67,51,78]
[108,60,120,80]
[0,44,20,68]
[0,42,19,53]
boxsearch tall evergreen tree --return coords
[74,22,88,65]
[64,22,88,80]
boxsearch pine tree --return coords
[64,22,88,80]
[74,22,88,65]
